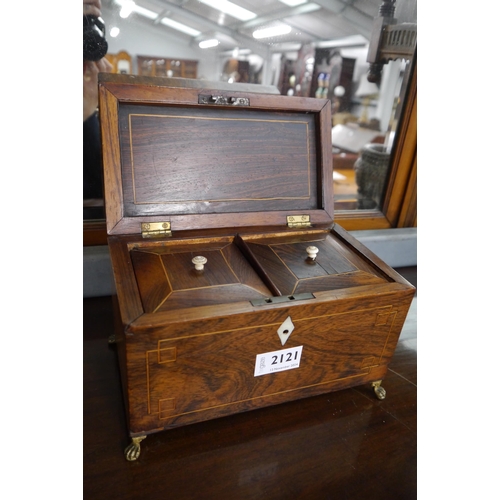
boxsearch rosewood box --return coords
[98,73,415,461]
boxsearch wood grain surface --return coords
[83,267,417,500]
[108,226,414,437]
[98,74,333,235]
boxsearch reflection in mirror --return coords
[83,0,416,221]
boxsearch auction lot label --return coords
[254,346,303,377]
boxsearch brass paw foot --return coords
[124,436,146,461]
[372,380,386,400]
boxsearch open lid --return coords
[98,73,334,236]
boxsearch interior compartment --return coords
[235,230,389,296]
[129,229,391,314]
[130,236,272,313]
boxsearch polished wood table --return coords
[83,267,416,500]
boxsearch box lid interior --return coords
[99,74,333,235]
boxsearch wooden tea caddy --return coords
[98,73,415,461]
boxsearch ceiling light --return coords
[279,0,308,6]
[253,25,292,39]
[133,4,158,20]
[197,0,256,22]
[110,27,120,37]
[119,0,135,18]
[160,17,201,37]
[114,0,157,20]
[199,39,220,48]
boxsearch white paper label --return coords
[254,346,303,377]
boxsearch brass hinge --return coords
[141,222,172,238]
[287,215,312,228]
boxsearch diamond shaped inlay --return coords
[277,316,295,346]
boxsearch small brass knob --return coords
[306,246,319,260]
[192,255,207,271]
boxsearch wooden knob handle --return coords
[192,256,207,271]
[306,246,319,260]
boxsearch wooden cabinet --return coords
[137,55,198,79]
[310,49,355,109]
[221,58,250,83]
[276,47,355,109]
[106,50,133,74]
[104,52,198,79]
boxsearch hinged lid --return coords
[98,73,333,236]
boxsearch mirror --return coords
[84,0,417,222]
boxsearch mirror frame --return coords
[335,56,417,231]
[83,54,417,245]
